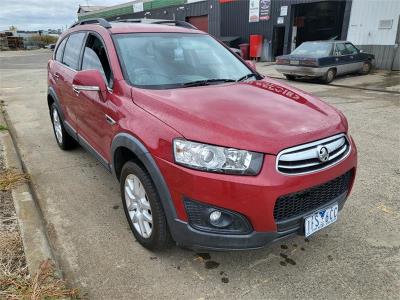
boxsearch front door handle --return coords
[105,114,116,126]
[72,86,80,96]
[54,73,60,80]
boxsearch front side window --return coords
[345,43,358,55]
[291,42,333,57]
[113,33,252,89]
[55,37,67,62]
[82,34,113,87]
[62,32,85,70]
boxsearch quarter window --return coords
[55,38,67,62]
[82,34,113,86]
[62,32,85,70]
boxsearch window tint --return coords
[345,43,358,55]
[62,32,85,70]
[55,38,67,62]
[82,34,112,86]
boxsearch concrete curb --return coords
[0,111,58,275]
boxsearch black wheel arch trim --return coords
[48,86,64,120]
[111,133,178,227]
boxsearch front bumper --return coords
[155,136,357,250]
[275,65,329,77]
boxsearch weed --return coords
[0,169,29,191]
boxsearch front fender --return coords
[110,133,178,225]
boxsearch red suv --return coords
[48,19,357,250]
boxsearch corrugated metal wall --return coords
[346,0,400,69]
[107,1,209,27]
[347,0,400,45]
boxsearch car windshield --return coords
[291,42,332,57]
[113,33,253,89]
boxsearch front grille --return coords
[277,134,350,175]
[274,171,352,222]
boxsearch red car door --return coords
[59,32,86,130]
[75,33,116,164]
[49,37,68,108]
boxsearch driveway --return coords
[0,50,399,299]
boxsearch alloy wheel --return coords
[52,108,63,144]
[124,174,153,238]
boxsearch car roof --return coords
[302,40,349,44]
[108,22,202,34]
[66,19,204,35]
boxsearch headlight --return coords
[173,139,263,175]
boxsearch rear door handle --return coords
[105,114,116,126]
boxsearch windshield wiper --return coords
[237,73,258,82]
[182,78,236,87]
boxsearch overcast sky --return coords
[0,0,124,31]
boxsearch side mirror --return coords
[359,49,364,53]
[72,69,107,101]
[245,60,257,71]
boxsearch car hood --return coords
[131,78,347,154]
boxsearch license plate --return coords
[290,60,299,65]
[304,203,338,237]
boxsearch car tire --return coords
[360,61,372,75]
[50,104,76,150]
[120,161,172,250]
[284,74,296,81]
[322,68,336,84]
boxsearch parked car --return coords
[275,41,374,83]
[48,18,357,250]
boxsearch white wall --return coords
[347,0,400,45]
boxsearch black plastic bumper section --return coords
[171,191,349,251]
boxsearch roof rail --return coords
[113,19,197,30]
[151,20,197,30]
[70,18,112,29]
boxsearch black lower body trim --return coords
[169,193,349,251]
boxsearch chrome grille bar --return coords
[276,133,351,175]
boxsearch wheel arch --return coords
[47,87,64,120]
[111,133,178,224]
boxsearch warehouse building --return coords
[77,0,400,70]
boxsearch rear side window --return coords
[82,34,113,86]
[62,32,85,70]
[55,38,67,62]
[335,43,346,55]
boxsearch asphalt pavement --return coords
[0,49,399,299]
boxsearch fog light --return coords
[184,198,252,234]
[209,210,222,224]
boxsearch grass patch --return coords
[0,124,7,131]
[0,170,29,191]
[0,259,80,299]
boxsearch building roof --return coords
[77,5,107,15]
